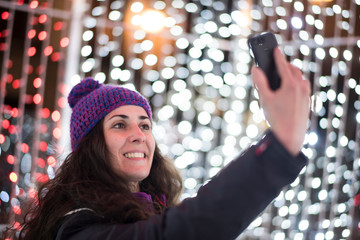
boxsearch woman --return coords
[8,47,311,239]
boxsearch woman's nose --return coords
[128,125,145,142]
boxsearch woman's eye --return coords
[141,124,151,130]
[113,123,125,129]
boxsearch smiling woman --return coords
[6,49,311,240]
[103,105,156,191]
[7,78,183,239]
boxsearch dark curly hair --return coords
[3,118,182,240]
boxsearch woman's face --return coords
[103,105,155,190]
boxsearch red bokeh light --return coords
[16,0,24,5]
[38,31,47,41]
[28,29,36,39]
[11,108,18,118]
[7,155,15,164]
[33,93,42,104]
[53,21,63,31]
[12,79,20,89]
[13,206,21,215]
[41,108,50,118]
[44,46,53,56]
[8,125,16,134]
[1,11,9,20]
[37,158,45,168]
[21,143,29,153]
[39,141,47,151]
[36,173,49,183]
[0,43,7,51]
[29,0,39,8]
[13,222,21,230]
[33,77,42,88]
[60,37,70,48]
[28,47,36,57]
[9,172,18,182]
[0,134,5,144]
[38,14,47,23]
[51,52,60,62]
[2,119,10,129]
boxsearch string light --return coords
[139,9,167,33]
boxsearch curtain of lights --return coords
[0,0,72,233]
[0,0,359,240]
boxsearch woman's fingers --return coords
[251,66,274,102]
[274,48,290,75]
[275,48,311,94]
[288,62,312,95]
[274,47,297,87]
[288,63,303,80]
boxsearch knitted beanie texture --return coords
[68,77,152,150]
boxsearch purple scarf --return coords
[132,192,167,211]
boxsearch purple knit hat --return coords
[68,77,152,150]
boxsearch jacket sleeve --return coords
[56,131,308,240]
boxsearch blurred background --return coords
[0,0,359,239]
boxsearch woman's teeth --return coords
[124,153,145,158]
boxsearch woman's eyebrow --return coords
[139,115,150,121]
[108,114,150,121]
[108,114,128,120]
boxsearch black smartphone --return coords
[248,32,281,90]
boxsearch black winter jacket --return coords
[55,131,308,240]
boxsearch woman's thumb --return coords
[251,66,272,98]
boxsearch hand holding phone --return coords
[250,36,311,155]
[248,32,281,91]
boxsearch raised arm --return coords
[251,47,311,156]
